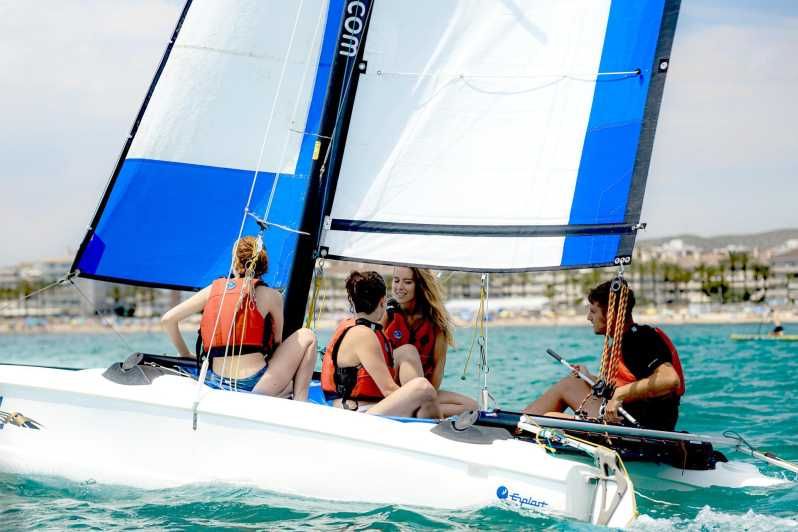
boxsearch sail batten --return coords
[329,220,640,238]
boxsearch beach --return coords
[1,309,795,335]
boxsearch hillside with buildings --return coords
[2,229,798,329]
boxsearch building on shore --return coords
[1,237,796,322]
[0,257,181,319]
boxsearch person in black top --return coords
[770,309,784,336]
[524,280,684,431]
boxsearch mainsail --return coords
[71,0,344,291]
[320,0,679,271]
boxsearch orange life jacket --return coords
[199,278,273,358]
[384,307,436,381]
[612,326,685,396]
[321,318,395,402]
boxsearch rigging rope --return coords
[478,273,493,411]
[587,271,631,422]
[193,2,310,427]
[0,270,136,354]
[0,272,76,314]
[67,279,134,353]
[304,258,326,330]
[460,275,487,381]
[260,0,324,223]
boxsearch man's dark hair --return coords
[346,271,386,314]
[588,279,635,321]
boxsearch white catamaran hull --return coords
[0,365,635,527]
[625,462,785,492]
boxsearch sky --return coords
[0,0,796,266]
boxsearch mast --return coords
[283,0,375,333]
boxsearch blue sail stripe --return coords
[76,1,344,290]
[561,0,666,267]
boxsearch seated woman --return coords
[321,271,442,418]
[161,236,317,400]
[385,267,478,417]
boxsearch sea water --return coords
[1,323,796,530]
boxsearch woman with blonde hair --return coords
[161,236,317,400]
[385,266,478,417]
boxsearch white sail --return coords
[73,0,337,290]
[322,0,666,271]
[128,0,327,173]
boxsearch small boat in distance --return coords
[730,333,798,341]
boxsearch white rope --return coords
[375,69,641,80]
[634,490,680,507]
[192,2,309,428]
[247,212,310,236]
[374,69,641,97]
[260,0,324,223]
[288,128,332,139]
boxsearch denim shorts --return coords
[205,364,268,393]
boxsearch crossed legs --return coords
[366,345,442,418]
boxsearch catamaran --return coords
[1,0,795,528]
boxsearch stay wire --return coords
[67,279,134,353]
[0,272,77,313]
[460,276,487,380]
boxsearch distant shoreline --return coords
[1,312,795,335]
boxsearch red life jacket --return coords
[321,318,395,401]
[613,327,685,396]
[384,308,437,381]
[199,278,273,358]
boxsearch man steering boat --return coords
[524,279,685,431]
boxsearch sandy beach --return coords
[2,309,795,335]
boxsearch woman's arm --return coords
[255,285,284,345]
[429,333,447,389]
[353,329,400,397]
[160,286,211,357]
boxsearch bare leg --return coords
[252,328,317,400]
[367,377,437,417]
[391,346,442,418]
[523,375,596,415]
[393,345,424,384]
[436,389,479,417]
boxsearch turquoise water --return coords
[1,323,797,530]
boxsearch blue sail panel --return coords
[562,0,672,267]
[73,0,343,290]
[76,160,305,289]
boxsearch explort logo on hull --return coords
[339,1,367,57]
[496,485,548,509]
